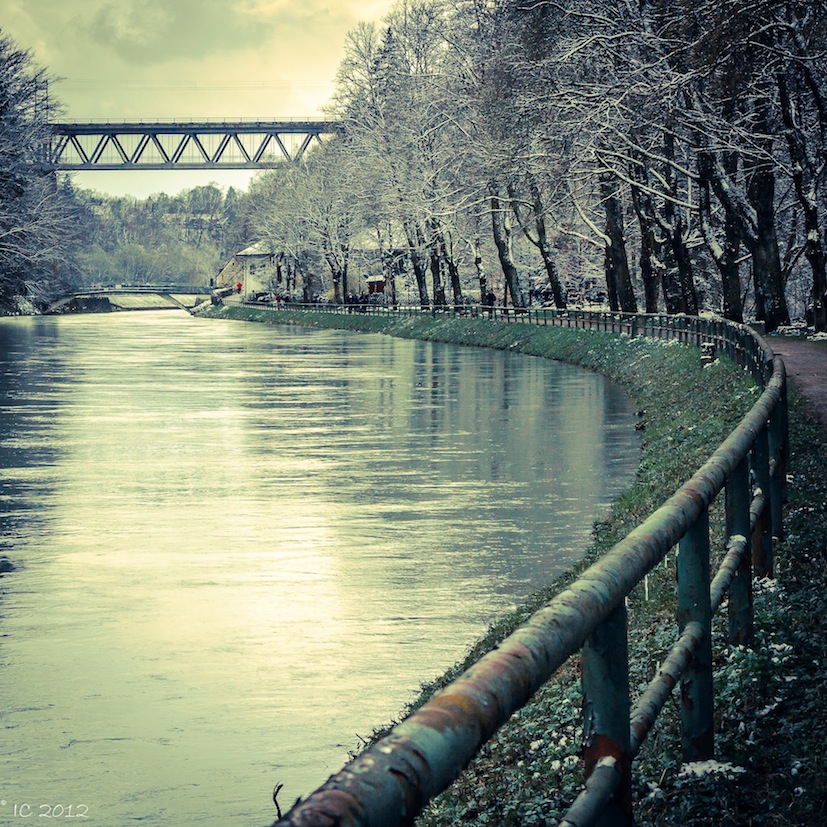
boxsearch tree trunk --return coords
[778,70,827,332]
[411,248,430,307]
[433,224,463,306]
[706,101,790,332]
[671,215,699,315]
[747,162,790,331]
[443,239,464,307]
[340,245,350,301]
[629,180,660,313]
[285,258,294,294]
[660,249,685,315]
[698,152,744,321]
[428,241,446,307]
[376,224,398,306]
[404,222,430,308]
[720,211,744,323]
[490,184,526,308]
[471,230,487,305]
[298,261,312,301]
[529,183,566,308]
[428,220,447,308]
[604,245,619,311]
[536,235,566,308]
[329,267,342,304]
[601,177,637,313]
[662,133,697,315]
[507,181,566,308]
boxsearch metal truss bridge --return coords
[48,119,340,171]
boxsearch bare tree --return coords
[0,30,81,309]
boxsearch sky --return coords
[1,0,396,198]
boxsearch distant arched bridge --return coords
[45,286,211,314]
[48,119,341,171]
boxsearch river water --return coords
[0,311,639,826]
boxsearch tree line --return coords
[2,0,826,332]
[0,30,82,312]
[71,184,249,289]
[0,28,253,310]
[247,0,826,332]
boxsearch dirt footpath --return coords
[769,337,827,435]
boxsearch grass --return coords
[196,303,827,825]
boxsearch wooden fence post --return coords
[677,509,714,759]
[768,379,788,541]
[751,427,774,578]
[726,456,754,645]
[582,602,633,826]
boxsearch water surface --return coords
[0,311,639,825]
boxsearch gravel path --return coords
[769,337,827,435]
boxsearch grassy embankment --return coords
[197,303,827,826]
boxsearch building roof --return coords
[236,241,274,257]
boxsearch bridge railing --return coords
[87,285,212,295]
[249,303,787,827]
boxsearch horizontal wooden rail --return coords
[246,305,787,827]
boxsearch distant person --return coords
[236,282,242,294]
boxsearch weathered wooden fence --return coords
[252,305,787,827]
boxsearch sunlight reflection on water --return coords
[0,311,639,826]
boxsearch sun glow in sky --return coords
[1,0,396,197]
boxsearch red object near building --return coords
[367,276,385,295]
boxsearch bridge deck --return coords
[48,120,341,170]
[45,289,209,314]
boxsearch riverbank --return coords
[196,304,826,825]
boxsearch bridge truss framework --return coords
[49,120,340,171]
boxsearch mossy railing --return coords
[252,304,787,827]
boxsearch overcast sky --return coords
[1,0,396,198]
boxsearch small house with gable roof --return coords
[216,242,276,298]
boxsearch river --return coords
[0,310,640,826]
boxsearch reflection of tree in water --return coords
[0,314,643,825]
[0,320,68,550]
[320,334,643,603]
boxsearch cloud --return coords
[85,0,274,64]
[0,0,396,194]
[78,0,388,67]
[2,0,395,81]
[59,1,390,118]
